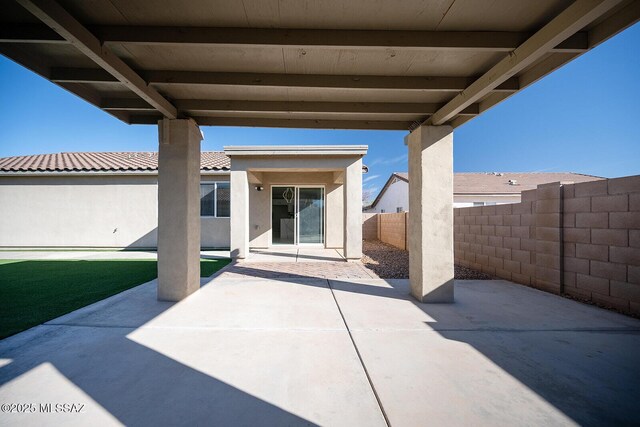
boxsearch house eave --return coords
[223,145,368,156]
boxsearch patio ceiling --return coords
[1,0,638,130]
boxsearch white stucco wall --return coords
[0,173,230,248]
[370,179,408,213]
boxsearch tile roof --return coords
[394,172,603,194]
[0,151,230,173]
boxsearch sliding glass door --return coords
[272,186,296,245]
[297,187,324,244]
[271,186,325,245]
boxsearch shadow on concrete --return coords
[184,262,640,425]
[204,265,640,424]
[247,249,345,262]
[4,261,639,425]
[327,278,640,426]
[217,263,372,280]
[0,283,314,425]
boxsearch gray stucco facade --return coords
[0,146,366,252]
[0,173,230,249]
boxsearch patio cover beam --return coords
[97,26,589,53]
[16,0,178,119]
[427,0,626,126]
[130,116,414,130]
[0,23,589,53]
[102,99,479,116]
[50,69,520,92]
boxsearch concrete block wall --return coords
[533,182,564,294]
[454,175,640,316]
[362,213,379,240]
[562,175,640,313]
[379,212,408,250]
[362,212,409,250]
[453,202,537,285]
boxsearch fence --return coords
[454,176,640,316]
[362,175,640,315]
[363,211,408,250]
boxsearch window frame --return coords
[200,181,230,218]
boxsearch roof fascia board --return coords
[224,145,368,156]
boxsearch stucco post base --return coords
[157,118,202,301]
[343,158,363,260]
[406,125,455,303]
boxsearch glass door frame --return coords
[269,184,326,247]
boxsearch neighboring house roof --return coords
[0,151,230,173]
[452,172,604,194]
[369,172,604,208]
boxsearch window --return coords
[200,182,230,218]
[200,184,215,217]
[381,209,386,213]
[473,202,485,207]
[396,207,404,213]
[216,182,230,217]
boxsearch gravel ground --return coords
[362,239,494,280]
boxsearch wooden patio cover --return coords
[1,0,638,130]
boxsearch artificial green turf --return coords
[0,258,231,339]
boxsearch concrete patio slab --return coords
[146,277,344,330]
[328,279,640,331]
[0,275,384,426]
[1,273,639,426]
[330,279,640,426]
[50,277,346,331]
[0,325,384,426]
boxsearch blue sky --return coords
[0,23,638,201]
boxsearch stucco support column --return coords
[230,168,249,259]
[157,118,202,301]
[343,158,363,260]
[406,125,454,303]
